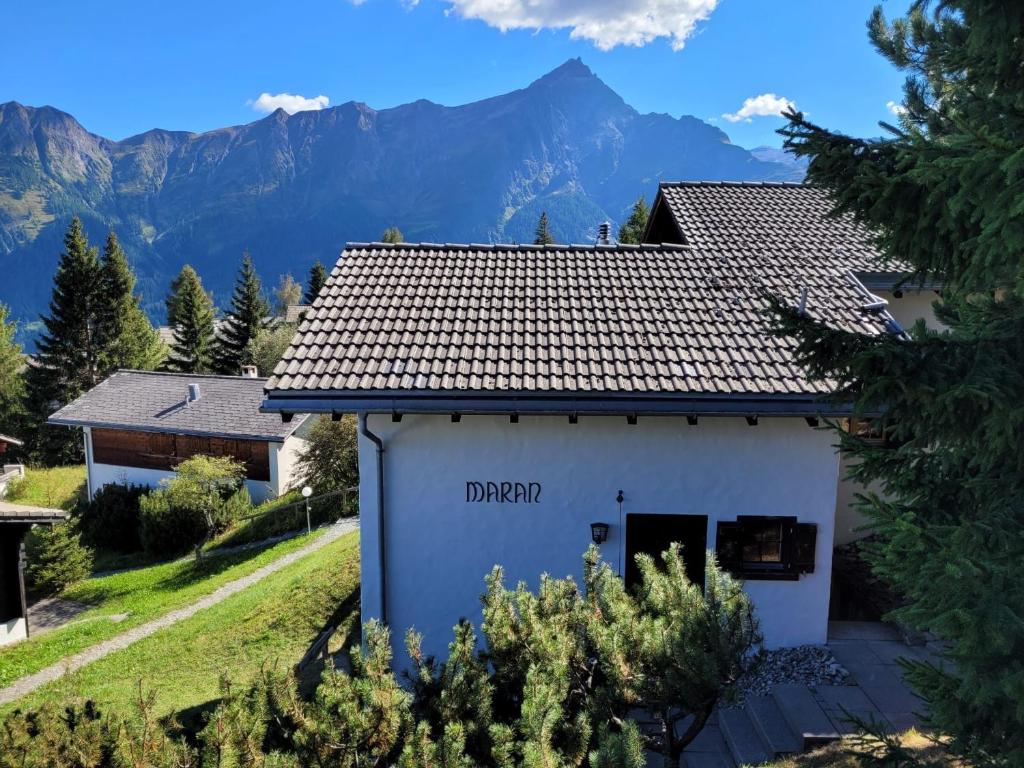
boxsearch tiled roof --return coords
[265,242,896,404]
[50,371,303,441]
[285,304,310,324]
[649,182,893,272]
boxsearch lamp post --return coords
[302,486,313,534]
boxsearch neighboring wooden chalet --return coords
[49,371,310,503]
[262,240,903,657]
[1,502,66,645]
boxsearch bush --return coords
[74,483,147,553]
[139,455,248,558]
[296,414,358,495]
[24,522,94,597]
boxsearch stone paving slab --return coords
[828,621,903,642]
[27,598,90,636]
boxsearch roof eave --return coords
[261,391,854,417]
[46,416,303,444]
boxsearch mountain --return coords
[748,145,809,177]
[0,58,803,324]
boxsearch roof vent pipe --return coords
[187,383,201,403]
[797,286,808,316]
[596,221,612,246]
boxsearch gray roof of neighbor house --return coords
[0,502,67,524]
[50,371,304,441]
[0,434,22,446]
[644,182,907,275]
[262,242,900,415]
[285,305,310,323]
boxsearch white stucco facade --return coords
[82,426,307,504]
[876,289,943,332]
[358,413,841,660]
[0,616,26,645]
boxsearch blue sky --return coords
[3,0,912,148]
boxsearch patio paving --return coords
[825,621,936,733]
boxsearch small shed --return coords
[0,502,67,645]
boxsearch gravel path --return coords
[0,518,359,707]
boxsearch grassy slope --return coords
[5,465,86,511]
[0,530,326,688]
[4,531,360,718]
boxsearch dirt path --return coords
[0,518,359,707]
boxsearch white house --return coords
[49,370,310,503]
[262,238,902,658]
[642,181,943,545]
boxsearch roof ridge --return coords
[343,241,693,252]
[658,180,811,189]
[113,369,269,383]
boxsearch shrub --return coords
[139,455,248,558]
[74,482,148,553]
[295,414,358,495]
[24,522,94,597]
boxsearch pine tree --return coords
[214,252,269,375]
[772,3,1024,763]
[305,260,328,304]
[617,196,649,244]
[167,265,216,374]
[97,232,165,371]
[0,304,25,442]
[24,217,103,463]
[533,212,554,245]
[381,227,404,244]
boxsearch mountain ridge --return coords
[0,59,802,323]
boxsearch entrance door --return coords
[625,514,708,590]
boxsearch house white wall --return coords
[876,289,943,332]
[0,616,26,646]
[358,413,841,661]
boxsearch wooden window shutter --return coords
[715,521,743,572]
[793,523,817,573]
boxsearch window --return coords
[716,516,817,580]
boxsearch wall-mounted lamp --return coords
[591,522,610,545]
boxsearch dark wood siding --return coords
[91,428,271,481]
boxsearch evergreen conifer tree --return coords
[167,265,216,374]
[24,217,103,463]
[617,196,649,244]
[305,260,328,304]
[533,211,554,245]
[0,304,25,441]
[97,232,165,371]
[772,2,1024,763]
[214,252,269,375]
[381,227,404,244]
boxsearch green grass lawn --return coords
[4,531,360,720]
[0,529,327,688]
[5,465,86,511]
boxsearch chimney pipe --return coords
[241,365,259,378]
[596,221,612,246]
[187,383,201,403]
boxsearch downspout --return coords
[358,413,388,625]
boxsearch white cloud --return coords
[248,92,330,115]
[886,100,907,117]
[443,0,719,51]
[722,93,795,123]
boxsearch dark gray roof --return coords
[647,182,901,273]
[264,242,896,410]
[0,502,67,524]
[50,371,302,441]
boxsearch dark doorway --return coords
[625,514,708,589]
